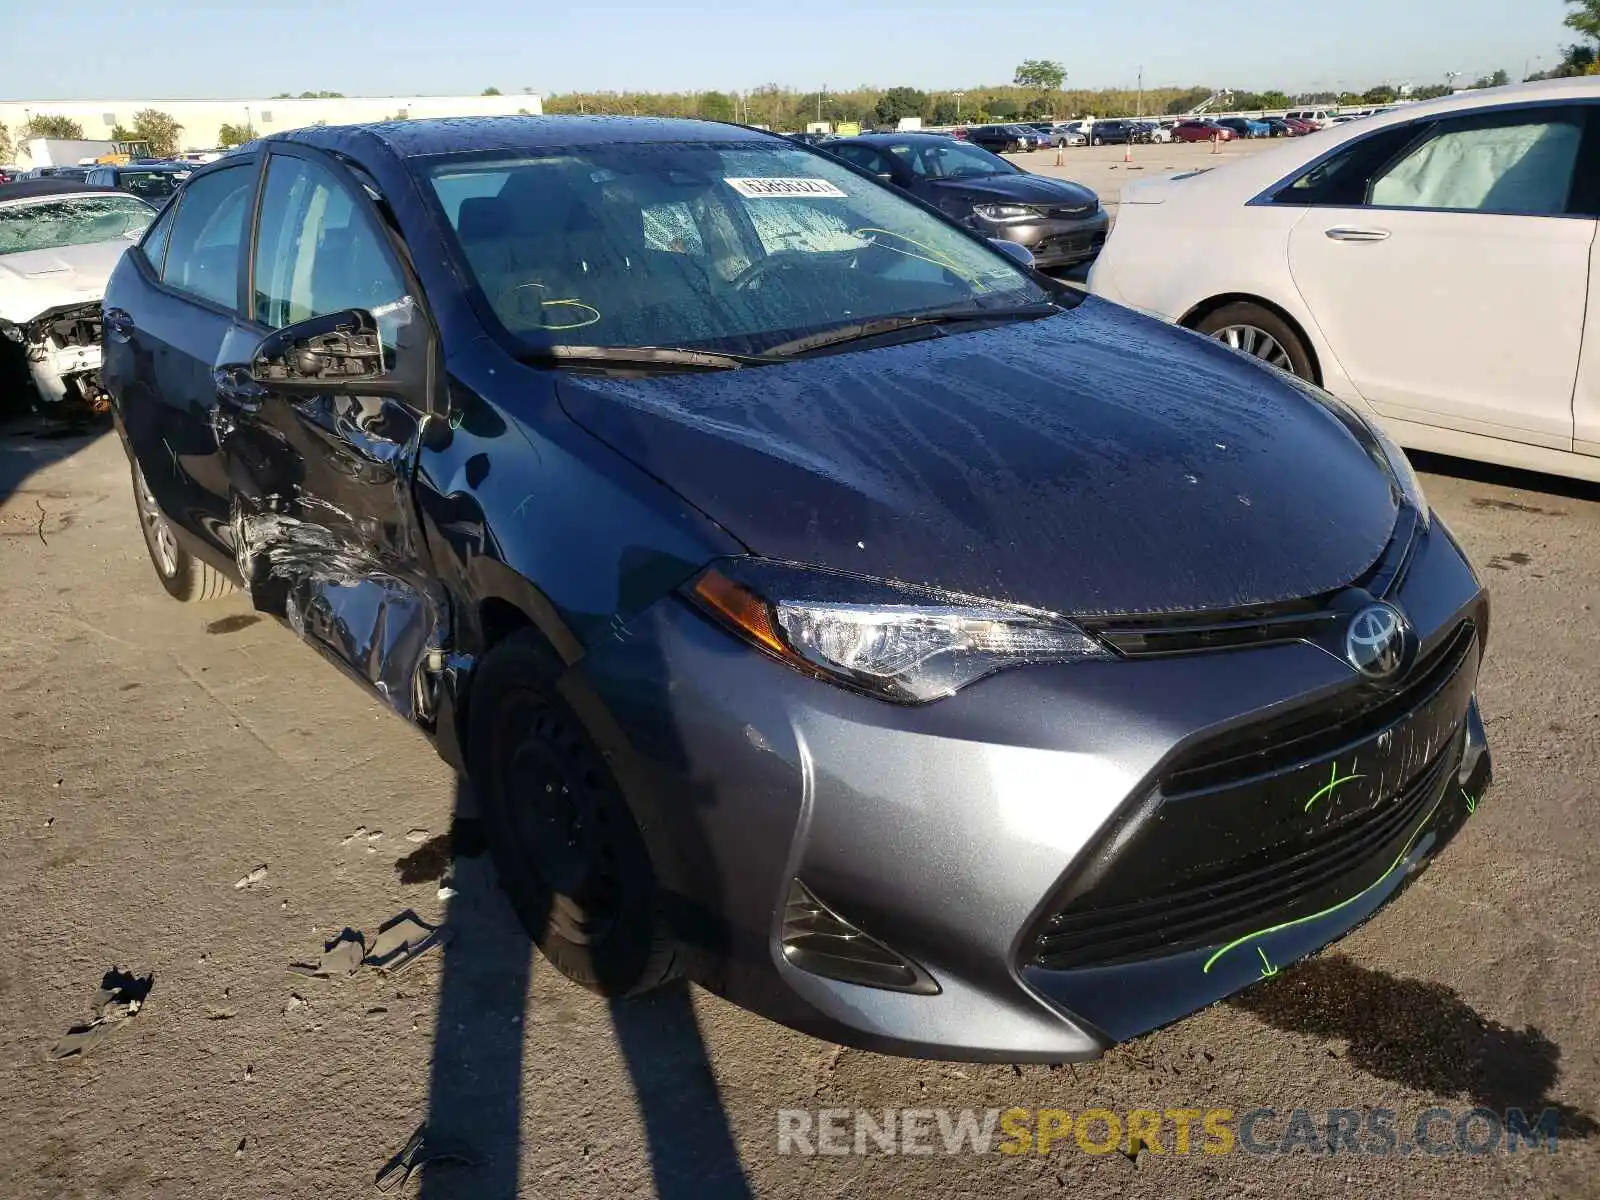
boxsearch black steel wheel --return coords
[467,630,679,996]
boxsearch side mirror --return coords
[989,239,1036,270]
[250,309,386,390]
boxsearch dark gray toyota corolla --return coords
[102,116,1491,1061]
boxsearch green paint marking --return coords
[1201,797,1443,975]
[1462,788,1478,815]
[1256,947,1279,978]
[1304,759,1365,812]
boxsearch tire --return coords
[467,629,679,997]
[1092,135,1104,146]
[129,456,239,602]
[1193,301,1315,381]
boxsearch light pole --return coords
[1137,66,1143,117]
[953,90,965,123]
[817,86,826,124]
[1445,71,1460,93]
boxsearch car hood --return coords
[937,174,1099,209]
[0,239,131,323]
[555,299,1399,617]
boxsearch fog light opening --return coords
[781,879,939,995]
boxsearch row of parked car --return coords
[975,111,1373,150]
[0,160,194,205]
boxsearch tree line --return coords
[1,109,186,160]
[8,5,1600,166]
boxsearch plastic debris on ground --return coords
[288,911,449,983]
[375,1121,477,1192]
[289,929,367,979]
[50,970,153,1060]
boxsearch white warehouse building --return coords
[0,93,544,159]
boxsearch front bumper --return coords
[576,514,1490,1061]
[4,302,107,406]
[984,208,1111,269]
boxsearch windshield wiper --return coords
[517,344,786,371]
[761,303,1061,358]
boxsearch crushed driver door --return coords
[213,142,449,728]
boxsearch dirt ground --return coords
[3,266,1599,1196]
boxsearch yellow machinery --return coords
[94,140,153,165]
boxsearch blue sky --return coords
[0,0,1572,99]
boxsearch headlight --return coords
[973,203,1038,223]
[685,560,1111,703]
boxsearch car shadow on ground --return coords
[409,775,752,1198]
[0,413,112,506]
[0,414,115,551]
[1410,449,1600,506]
[1230,953,1599,1137]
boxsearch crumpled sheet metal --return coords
[234,496,443,725]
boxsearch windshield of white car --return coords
[424,140,1049,358]
[0,194,154,255]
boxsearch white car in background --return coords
[0,180,155,412]
[1284,109,1337,129]
[1090,77,1600,482]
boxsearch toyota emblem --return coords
[1344,602,1411,681]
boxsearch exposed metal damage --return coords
[227,392,450,728]
[4,301,112,410]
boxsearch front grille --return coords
[1034,229,1106,259]
[1027,623,1478,972]
[1166,620,1475,794]
[1084,507,1423,660]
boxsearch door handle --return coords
[1325,226,1391,242]
[103,309,134,343]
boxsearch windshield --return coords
[423,139,1047,356]
[116,170,188,201]
[0,194,154,255]
[889,139,1018,180]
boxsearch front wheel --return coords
[1194,302,1315,380]
[467,630,680,997]
[129,457,238,602]
[1092,135,1104,146]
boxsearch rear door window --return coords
[139,197,178,272]
[1272,124,1429,206]
[1367,108,1584,215]
[160,163,255,310]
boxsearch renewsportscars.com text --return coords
[776,1106,1564,1157]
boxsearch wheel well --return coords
[1178,293,1323,385]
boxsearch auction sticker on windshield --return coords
[725,177,847,198]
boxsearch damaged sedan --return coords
[102,117,1492,1061]
[0,180,155,415]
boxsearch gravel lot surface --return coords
[2,180,1597,1196]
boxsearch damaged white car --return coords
[0,180,156,413]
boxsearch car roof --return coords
[273,114,780,166]
[0,179,124,203]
